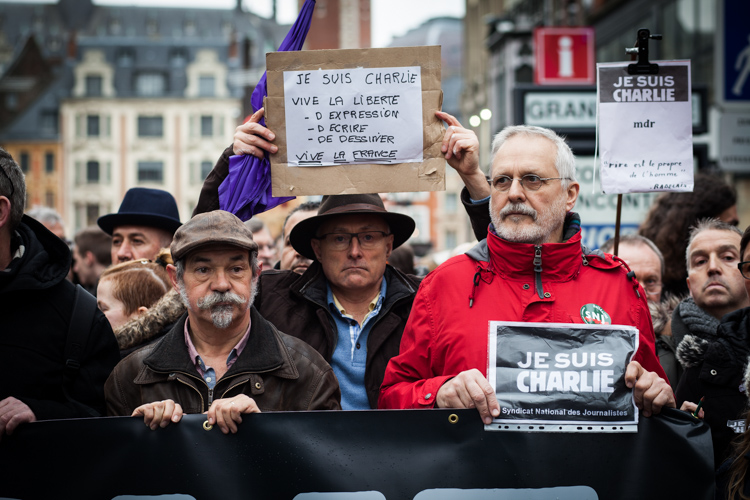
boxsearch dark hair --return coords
[282,201,321,238]
[638,173,737,296]
[0,147,26,231]
[74,226,113,266]
[388,244,415,275]
[742,225,750,262]
[685,218,743,270]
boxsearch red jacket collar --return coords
[486,229,583,282]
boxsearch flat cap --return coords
[171,210,258,261]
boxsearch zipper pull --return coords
[207,388,214,407]
[533,245,544,299]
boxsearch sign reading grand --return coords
[265,46,445,196]
[487,321,638,430]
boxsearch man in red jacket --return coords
[379,122,674,424]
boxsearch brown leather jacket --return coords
[105,307,341,415]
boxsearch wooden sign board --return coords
[265,46,444,196]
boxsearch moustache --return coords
[500,202,538,221]
[196,291,247,310]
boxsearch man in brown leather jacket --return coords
[104,210,341,433]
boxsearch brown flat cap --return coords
[171,210,258,261]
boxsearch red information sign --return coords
[534,27,596,85]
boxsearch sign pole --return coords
[612,29,662,256]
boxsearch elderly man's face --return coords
[310,214,393,296]
[112,225,172,264]
[686,229,749,319]
[489,134,578,245]
[253,227,277,271]
[173,245,255,331]
[618,242,663,303]
[280,210,316,274]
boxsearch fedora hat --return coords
[98,188,182,236]
[290,193,415,260]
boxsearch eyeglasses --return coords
[739,261,750,280]
[490,174,571,192]
[314,231,391,251]
[641,280,663,296]
[0,166,14,199]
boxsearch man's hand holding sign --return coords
[379,119,675,427]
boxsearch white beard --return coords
[490,196,568,244]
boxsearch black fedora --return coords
[290,193,415,260]
[98,187,182,236]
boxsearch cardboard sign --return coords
[597,60,694,194]
[487,321,638,431]
[265,46,445,196]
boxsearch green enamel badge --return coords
[580,303,612,325]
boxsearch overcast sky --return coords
[18,0,465,48]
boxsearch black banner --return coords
[0,409,713,499]
[490,322,637,427]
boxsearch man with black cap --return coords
[98,187,182,264]
[104,210,341,432]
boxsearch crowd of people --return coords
[1,108,749,496]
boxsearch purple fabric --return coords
[219,0,316,219]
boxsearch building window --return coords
[445,230,457,251]
[445,192,458,213]
[87,115,100,137]
[198,76,215,97]
[201,161,213,180]
[19,152,29,173]
[135,72,166,97]
[45,152,54,173]
[170,48,187,67]
[85,75,103,97]
[117,48,134,67]
[137,116,164,137]
[86,204,100,226]
[86,161,100,183]
[138,161,164,182]
[200,115,213,137]
[40,110,58,135]
[45,191,55,207]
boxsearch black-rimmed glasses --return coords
[314,231,391,251]
[739,261,750,280]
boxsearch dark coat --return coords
[0,216,120,419]
[675,307,750,469]
[255,261,421,409]
[104,307,341,415]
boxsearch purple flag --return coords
[218,0,316,220]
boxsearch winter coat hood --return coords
[0,215,70,294]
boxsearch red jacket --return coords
[379,221,667,409]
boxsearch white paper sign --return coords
[597,60,694,194]
[283,66,423,167]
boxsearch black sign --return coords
[0,410,713,500]
[490,322,637,427]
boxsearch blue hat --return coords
[97,187,182,236]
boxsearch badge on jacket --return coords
[580,304,612,325]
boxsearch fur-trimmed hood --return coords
[114,289,186,351]
[649,293,682,336]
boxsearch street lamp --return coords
[469,115,481,128]
[480,108,492,121]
